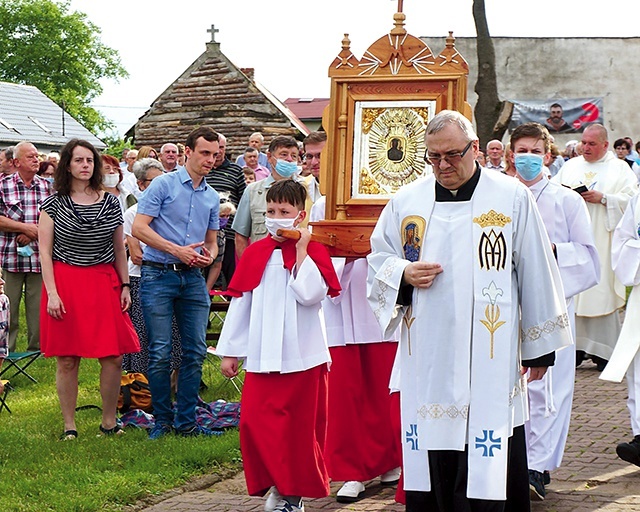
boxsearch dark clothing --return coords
[205,158,246,283]
[405,426,530,512]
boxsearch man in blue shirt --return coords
[133,126,220,438]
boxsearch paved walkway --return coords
[139,361,640,511]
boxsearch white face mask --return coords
[103,174,120,188]
[265,217,296,237]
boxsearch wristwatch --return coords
[600,194,607,206]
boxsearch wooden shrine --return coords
[311,2,472,257]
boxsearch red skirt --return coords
[240,365,330,498]
[325,342,401,481]
[40,261,140,358]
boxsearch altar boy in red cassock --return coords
[218,179,341,512]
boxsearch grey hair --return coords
[250,132,264,142]
[14,141,36,159]
[160,143,177,153]
[426,110,478,142]
[0,146,14,160]
[132,157,164,181]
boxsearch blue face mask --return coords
[274,159,298,178]
[219,217,229,229]
[514,153,544,181]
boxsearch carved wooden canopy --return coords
[313,6,472,257]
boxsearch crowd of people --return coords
[2,114,640,512]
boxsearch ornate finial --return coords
[390,11,406,35]
[446,31,455,48]
[207,24,219,43]
[342,33,351,51]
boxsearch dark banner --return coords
[509,98,604,134]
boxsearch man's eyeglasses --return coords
[424,140,474,168]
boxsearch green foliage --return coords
[0,304,241,511]
[0,0,128,134]
[101,133,135,159]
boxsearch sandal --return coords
[60,429,78,441]
[99,424,125,436]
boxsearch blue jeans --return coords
[140,266,209,430]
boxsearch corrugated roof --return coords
[0,81,105,149]
[284,98,330,121]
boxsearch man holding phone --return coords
[133,126,220,439]
[553,124,638,371]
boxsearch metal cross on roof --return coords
[207,24,219,43]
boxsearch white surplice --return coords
[525,179,600,473]
[215,252,331,374]
[552,153,638,359]
[367,170,571,500]
[601,193,640,434]
[310,196,396,346]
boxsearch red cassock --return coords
[325,342,401,481]
[240,364,331,498]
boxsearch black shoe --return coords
[528,469,546,501]
[543,470,551,486]
[576,350,586,367]
[591,355,608,372]
[616,436,640,467]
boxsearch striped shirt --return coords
[205,159,246,241]
[40,193,123,267]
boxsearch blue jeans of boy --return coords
[140,266,209,430]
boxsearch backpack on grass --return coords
[117,373,153,413]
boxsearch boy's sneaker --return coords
[264,487,282,512]
[176,425,218,437]
[616,435,640,467]
[273,498,304,511]
[148,423,173,440]
[336,481,365,503]
[529,469,546,501]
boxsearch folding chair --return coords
[0,380,12,414]
[206,346,244,394]
[0,351,41,383]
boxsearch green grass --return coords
[0,302,241,512]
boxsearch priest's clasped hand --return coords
[403,261,443,288]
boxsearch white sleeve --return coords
[367,199,410,338]
[612,196,640,287]
[215,294,252,358]
[290,257,329,306]
[554,195,600,298]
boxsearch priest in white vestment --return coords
[552,124,638,369]
[510,123,600,501]
[601,192,640,468]
[367,111,572,512]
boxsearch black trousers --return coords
[220,238,237,287]
[405,426,530,512]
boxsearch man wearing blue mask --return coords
[232,135,300,259]
[512,122,600,501]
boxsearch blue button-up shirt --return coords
[137,167,220,264]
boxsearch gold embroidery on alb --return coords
[473,209,512,228]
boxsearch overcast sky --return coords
[68,0,640,137]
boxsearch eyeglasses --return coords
[424,140,474,168]
[304,153,321,162]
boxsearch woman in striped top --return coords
[39,139,140,440]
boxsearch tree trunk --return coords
[472,0,510,147]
